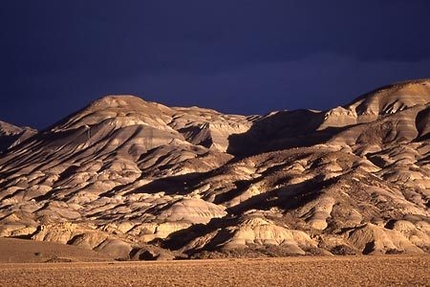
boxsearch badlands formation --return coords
[0,79,430,260]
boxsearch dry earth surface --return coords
[0,255,429,287]
[0,238,113,263]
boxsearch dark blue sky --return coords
[1,1,430,129]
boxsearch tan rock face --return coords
[1,79,430,259]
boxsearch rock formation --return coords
[0,79,429,259]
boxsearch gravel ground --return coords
[0,255,429,287]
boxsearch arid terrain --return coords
[2,238,428,287]
[0,256,429,287]
[0,79,430,261]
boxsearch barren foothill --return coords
[0,255,429,287]
[1,79,430,259]
[0,238,113,263]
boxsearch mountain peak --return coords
[50,95,174,132]
[88,95,149,110]
[347,79,430,119]
[0,120,23,136]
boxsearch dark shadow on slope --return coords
[9,226,41,240]
[227,175,338,215]
[210,156,315,206]
[98,181,137,198]
[227,109,347,157]
[0,134,20,153]
[124,172,205,196]
[212,179,259,205]
[0,128,38,155]
[415,106,430,141]
[227,181,318,215]
[162,176,339,254]
[57,165,81,182]
[177,125,213,148]
[161,216,239,252]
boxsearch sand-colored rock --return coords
[94,239,133,259]
[1,79,430,259]
[223,217,317,254]
[348,223,424,254]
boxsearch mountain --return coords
[0,120,36,153]
[0,79,429,260]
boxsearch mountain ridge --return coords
[0,78,429,260]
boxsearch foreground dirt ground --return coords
[0,255,429,287]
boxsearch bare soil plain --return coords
[0,255,429,287]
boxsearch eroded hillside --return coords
[0,79,429,259]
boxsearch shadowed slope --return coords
[0,120,36,153]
